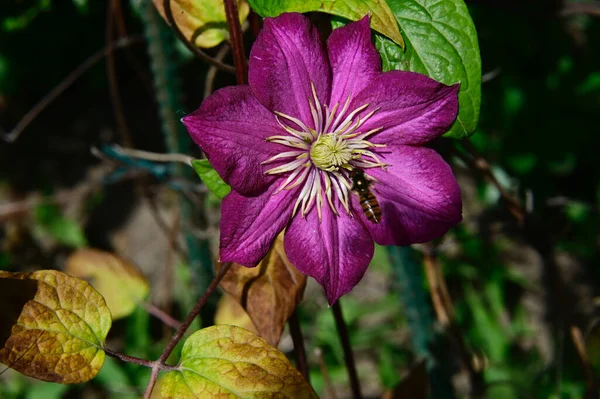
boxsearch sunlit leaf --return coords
[153,0,250,48]
[161,325,317,398]
[248,0,404,48]
[0,270,111,383]
[191,159,231,199]
[214,293,259,335]
[218,234,306,346]
[65,248,149,320]
[376,0,481,139]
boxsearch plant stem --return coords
[331,301,362,399]
[1,37,143,143]
[223,0,248,84]
[140,301,182,330]
[288,310,309,382]
[142,263,232,398]
[103,348,176,371]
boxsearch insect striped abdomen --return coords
[360,191,381,224]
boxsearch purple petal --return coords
[220,184,298,267]
[359,146,462,245]
[327,16,381,107]
[284,204,374,305]
[351,71,459,146]
[248,13,331,127]
[183,85,281,196]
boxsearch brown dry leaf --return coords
[214,292,259,335]
[153,0,250,49]
[161,325,318,398]
[0,270,111,383]
[65,248,149,320]
[218,234,306,346]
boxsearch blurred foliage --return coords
[0,0,599,398]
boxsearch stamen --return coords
[264,84,387,222]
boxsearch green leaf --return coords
[376,0,481,139]
[191,159,231,199]
[0,270,112,383]
[161,325,317,398]
[34,204,87,248]
[248,0,404,48]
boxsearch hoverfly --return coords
[349,168,381,224]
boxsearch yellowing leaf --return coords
[153,0,250,49]
[214,293,259,335]
[65,248,149,320]
[0,270,112,383]
[161,325,317,399]
[218,234,307,346]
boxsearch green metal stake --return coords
[388,246,455,399]
[141,3,213,297]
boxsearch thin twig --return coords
[331,301,362,399]
[162,0,236,74]
[315,348,338,399]
[140,301,182,330]
[223,0,248,84]
[103,347,176,371]
[570,325,593,386]
[106,0,133,147]
[457,140,526,224]
[143,262,232,399]
[204,44,231,99]
[0,36,144,143]
[288,310,310,382]
[422,244,451,327]
[110,144,194,165]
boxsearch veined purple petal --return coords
[182,85,281,196]
[284,203,374,305]
[351,71,459,146]
[327,16,381,107]
[249,13,331,127]
[220,184,298,267]
[360,146,462,245]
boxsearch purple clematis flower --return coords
[183,13,462,304]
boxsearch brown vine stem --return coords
[162,0,236,74]
[288,310,310,382]
[105,0,133,147]
[457,140,526,225]
[0,36,144,143]
[223,0,248,84]
[142,262,233,399]
[140,301,182,330]
[103,348,176,371]
[331,301,362,399]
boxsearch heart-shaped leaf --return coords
[153,0,250,49]
[218,234,306,346]
[0,270,112,383]
[248,0,404,48]
[65,248,149,320]
[161,325,317,398]
[376,0,481,139]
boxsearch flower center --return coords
[310,134,353,171]
[261,83,388,220]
